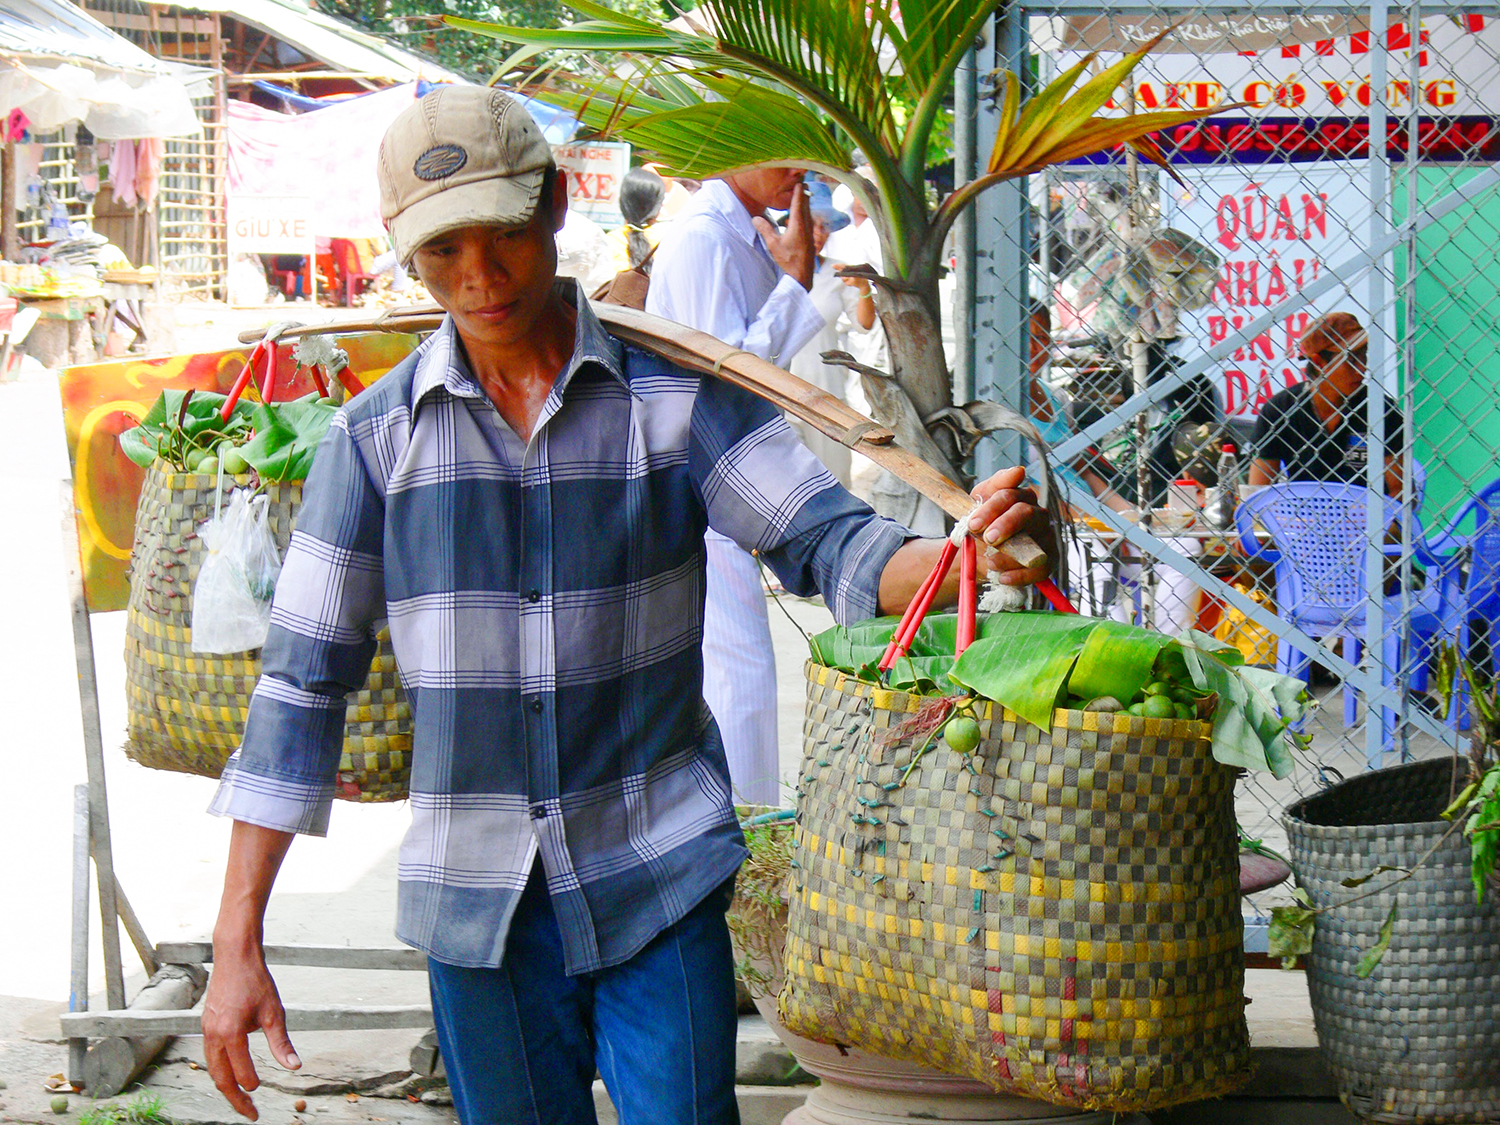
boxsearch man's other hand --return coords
[753,182,816,291]
[966,466,1056,587]
[201,945,301,1120]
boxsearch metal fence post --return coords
[974,6,1029,478]
[1365,0,1393,770]
[954,44,979,408]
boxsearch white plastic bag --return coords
[191,487,282,654]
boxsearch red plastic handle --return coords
[1035,578,1078,614]
[221,339,277,420]
[955,535,977,656]
[879,538,958,673]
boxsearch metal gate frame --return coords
[960,0,1499,768]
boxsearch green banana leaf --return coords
[809,613,1307,777]
[238,394,338,483]
[118,390,256,468]
[119,390,338,484]
[1176,630,1305,776]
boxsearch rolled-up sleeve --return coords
[688,374,913,624]
[207,413,387,836]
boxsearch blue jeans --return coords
[427,866,741,1125]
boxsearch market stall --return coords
[0,0,203,365]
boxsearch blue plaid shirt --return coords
[209,283,911,972]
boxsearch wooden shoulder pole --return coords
[237,302,1049,570]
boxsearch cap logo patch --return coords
[413,144,468,181]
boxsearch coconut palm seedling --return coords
[451,0,1229,517]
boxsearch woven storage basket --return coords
[1284,757,1500,1124]
[779,661,1251,1113]
[123,462,411,801]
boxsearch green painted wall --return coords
[1393,167,1500,529]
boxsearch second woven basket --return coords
[123,463,411,801]
[1285,757,1500,1124]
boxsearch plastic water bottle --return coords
[1215,443,1240,528]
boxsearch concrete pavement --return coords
[0,309,1354,1125]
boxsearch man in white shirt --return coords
[648,169,825,808]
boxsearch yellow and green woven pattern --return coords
[122,463,411,802]
[778,661,1251,1113]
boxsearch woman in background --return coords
[617,166,667,271]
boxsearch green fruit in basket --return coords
[1174,703,1195,721]
[222,447,249,475]
[197,456,219,477]
[186,447,210,471]
[1141,694,1178,719]
[1144,681,1174,698]
[942,716,982,754]
[1172,687,1198,703]
[1125,702,1146,717]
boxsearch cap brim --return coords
[390,167,546,265]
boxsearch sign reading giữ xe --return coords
[1062,15,1500,163]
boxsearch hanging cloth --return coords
[135,138,164,211]
[110,139,136,207]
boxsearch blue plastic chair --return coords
[1424,474,1500,646]
[1234,482,1467,758]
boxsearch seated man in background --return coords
[1250,311,1406,497]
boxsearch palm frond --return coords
[459,1,897,160]
[886,0,1000,95]
[539,74,852,182]
[888,0,1005,180]
[450,1,1229,290]
[693,0,898,156]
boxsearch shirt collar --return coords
[698,178,763,249]
[410,278,628,424]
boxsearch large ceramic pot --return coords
[748,990,1132,1125]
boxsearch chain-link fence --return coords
[959,1,1500,940]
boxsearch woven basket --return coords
[779,661,1251,1113]
[123,462,411,801]
[1284,757,1500,1124]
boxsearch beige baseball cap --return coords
[378,85,555,264]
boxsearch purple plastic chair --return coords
[1235,482,1466,760]
[1425,475,1500,648]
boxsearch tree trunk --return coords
[853,274,962,532]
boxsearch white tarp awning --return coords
[0,0,204,138]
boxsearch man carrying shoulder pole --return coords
[200,85,1055,1125]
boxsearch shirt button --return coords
[530,804,547,819]
[530,697,543,713]
[528,589,541,603]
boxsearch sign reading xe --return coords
[228,195,315,255]
[552,141,631,226]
